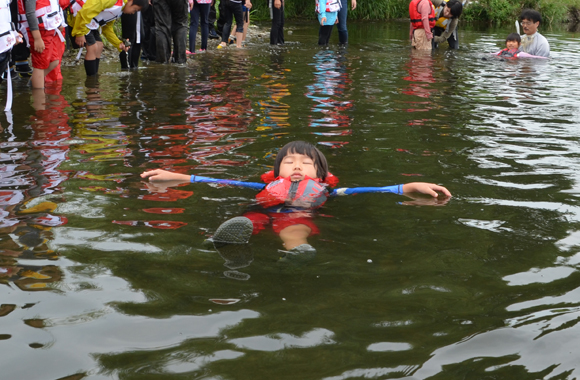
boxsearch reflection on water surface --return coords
[2,21,580,379]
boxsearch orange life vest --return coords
[17,0,63,31]
[409,0,436,30]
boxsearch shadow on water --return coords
[2,21,580,379]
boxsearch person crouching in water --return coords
[17,0,66,89]
[409,0,436,50]
[431,0,463,49]
[68,0,148,76]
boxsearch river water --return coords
[2,21,580,379]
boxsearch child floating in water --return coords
[141,141,451,260]
[492,33,547,59]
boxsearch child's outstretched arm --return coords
[141,169,190,182]
[141,169,265,190]
[330,182,451,197]
[402,182,451,197]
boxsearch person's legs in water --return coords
[29,31,61,88]
[231,2,244,47]
[216,0,227,37]
[447,28,459,49]
[219,1,234,48]
[337,0,348,45]
[170,0,188,63]
[189,0,201,53]
[208,2,219,38]
[279,224,311,251]
[241,7,249,44]
[318,25,333,46]
[154,0,172,62]
[270,0,284,45]
[199,3,210,50]
[10,0,32,78]
[83,31,104,76]
[142,5,156,60]
[121,13,135,69]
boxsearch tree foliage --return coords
[250,0,580,23]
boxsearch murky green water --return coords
[2,21,580,379]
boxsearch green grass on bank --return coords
[249,0,580,24]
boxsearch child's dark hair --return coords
[506,33,521,44]
[131,0,149,10]
[520,9,542,25]
[274,141,329,181]
[446,0,463,19]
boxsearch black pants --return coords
[153,0,188,63]
[318,25,333,46]
[10,0,29,63]
[433,26,459,49]
[270,2,284,45]
[120,13,143,68]
[208,2,217,34]
[221,0,244,44]
[142,5,156,60]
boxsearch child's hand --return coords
[119,41,130,52]
[246,0,252,9]
[320,17,326,25]
[75,35,86,47]
[34,38,45,53]
[16,33,23,44]
[141,169,190,182]
[274,0,281,8]
[402,182,452,197]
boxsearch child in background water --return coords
[316,0,340,46]
[141,141,451,260]
[492,33,547,59]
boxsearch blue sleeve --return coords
[330,185,404,196]
[190,175,265,190]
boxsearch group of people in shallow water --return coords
[410,0,550,58]
[0,0,552,97]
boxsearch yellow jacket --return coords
[69,0,123,51]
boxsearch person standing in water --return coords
[518,9,550,58]
[409,0,436,50]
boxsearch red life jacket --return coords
[260,170,339,187]
[498,48,519,58]
[17,0,63,31]
[256,175,330,209]
[409,0,436,30]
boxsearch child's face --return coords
[123,1,141,14]
[279,153,318,181]
[506,40,519,50]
